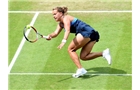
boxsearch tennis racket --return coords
[23,25,49,43]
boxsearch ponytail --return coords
[53,7,68,15]
[62,7,68,14]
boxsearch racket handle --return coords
[43,35,52,39]
[43,36,49,39]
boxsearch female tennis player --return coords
[46,7,111,78]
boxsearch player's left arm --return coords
[63,17,71,41]
[57,16,71,49]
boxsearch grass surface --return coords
[9,0,131,11]
[8,0,132,90]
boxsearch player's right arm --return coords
[46,24,63,40]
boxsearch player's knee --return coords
[68,48,76,53]
[80,55,87,61]
[67,46,76,53]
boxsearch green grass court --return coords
[8,0,132,90]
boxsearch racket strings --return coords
[24,27,38,42]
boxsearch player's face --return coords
[52,10,63,22]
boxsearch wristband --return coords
[62,39,67,43]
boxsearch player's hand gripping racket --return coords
[23,25,49,43]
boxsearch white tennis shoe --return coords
[72,68,87,78]
[103,48,112,65]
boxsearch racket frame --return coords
[23,26,44,43]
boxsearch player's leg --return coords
[80,41,111,64]
[80,40,102,60]
[68,33,90,78]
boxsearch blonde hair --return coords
[53,7,68,15]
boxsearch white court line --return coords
[8,10,132,13]
[9,73,132,76]
[8,12,39,73]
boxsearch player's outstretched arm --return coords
[46,24,63,40]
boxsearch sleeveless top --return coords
[59,18,99,42]
[59,18,96,37]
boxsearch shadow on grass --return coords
[57,76,73,82]
[87,67,127,74]
[80,67,127,79]
[57,67,128,81]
